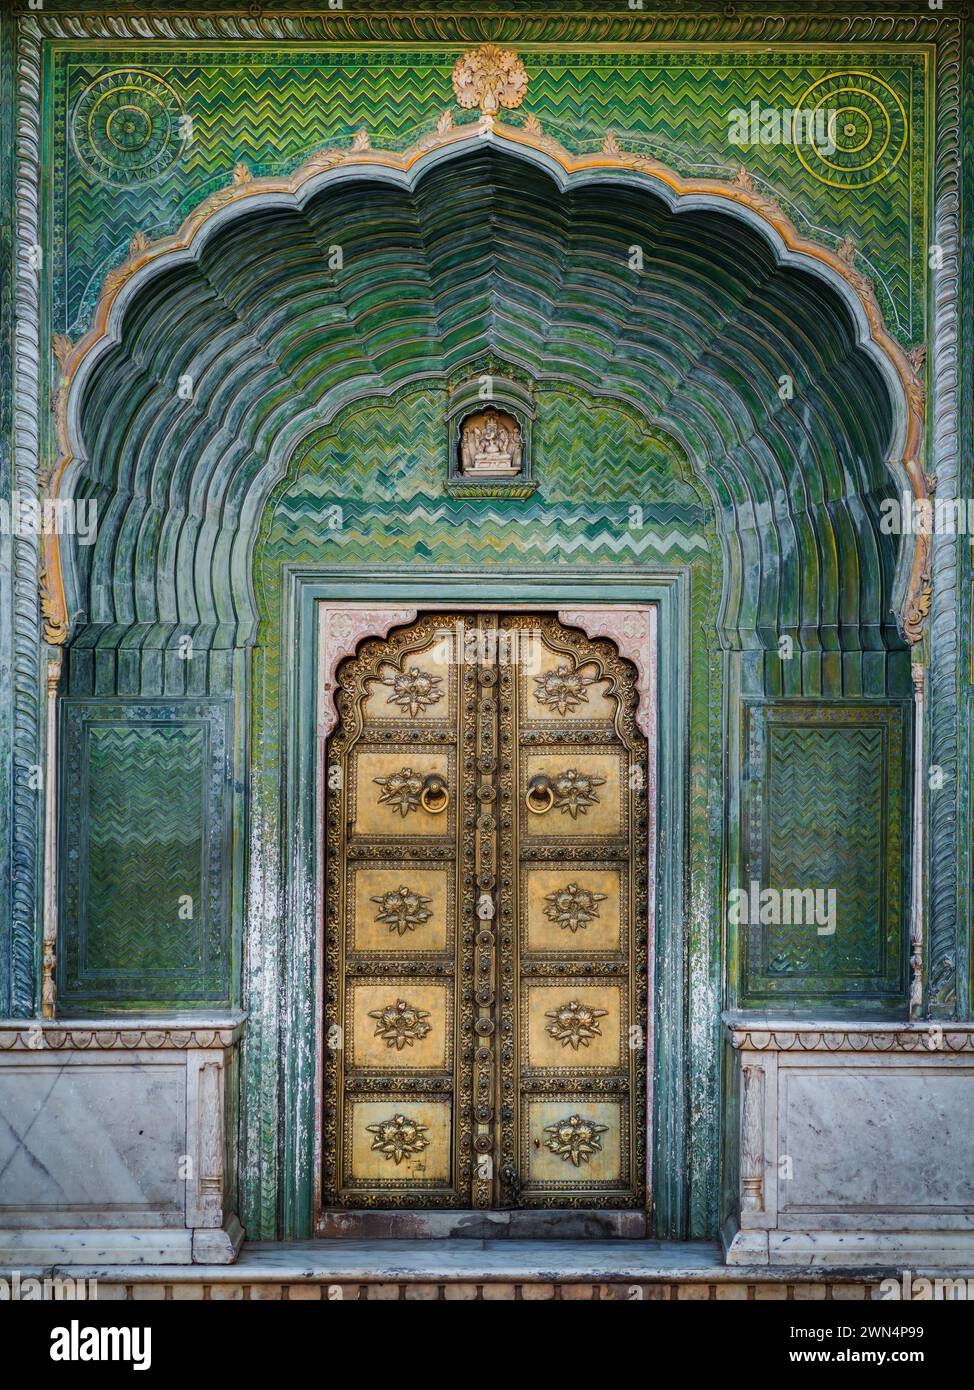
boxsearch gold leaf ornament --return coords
[368,998,433,1050]
[371,883,434,936]
[533,663,596,714]
[544,1114,609,1166]
[380,664,444,717]
[373,766,425,815]
[543,882,608,933]
[366,1113,430,1164]
[544,999,608,1050]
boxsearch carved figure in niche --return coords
[459,408,523,477]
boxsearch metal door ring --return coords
[420,774,450,814]
[526,776,554,814]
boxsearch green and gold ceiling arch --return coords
[43,72,927,653]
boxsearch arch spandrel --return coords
[43,112,926,653]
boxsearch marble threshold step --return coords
[10,1240,957,1300]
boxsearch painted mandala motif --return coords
[366,1113,430,1164]
[550,767,606,818]
[71,70,186,185]
[543,1114,609,1167]
[533,663,597,714]
[380,664,444,716]
[543,882,608,933]
[371,884,434,936]
[544,999,608,1050]
[793,71,908,189]
[373,766,424,815]
[368,998,433,1050]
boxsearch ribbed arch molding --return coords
[63,144,904,652]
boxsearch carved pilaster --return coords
[186,1054,226,1229]
[41,652,62,1018]
[741,1063,766,1214]
[910,663,925,1018]
[11,19,44,1014]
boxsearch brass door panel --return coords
[322,612,648,1213]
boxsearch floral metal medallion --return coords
[544,998,608,1050]
[533,663,597,715]
[550,767,606,818]
[368,998,433,1050]
[366,1113,430,1165]
[380,664,444,717]
[371,883,434,936]
[543,882,608,933]
[543,1114,609,1167]
[373,766,424,815]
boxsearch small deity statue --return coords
[459,409,523,477]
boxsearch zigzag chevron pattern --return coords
[741,703,907,1005]
[284,386,711,507]
[258,385,713,605]
[82,725,205,976]
[55,51,924,336]
[535,391,708,505]
[766,725,885,979]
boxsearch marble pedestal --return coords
[722,1014,974,1267]
[0,1015,245,1265]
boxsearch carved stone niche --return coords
[446,376,537,498]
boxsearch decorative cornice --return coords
[723,1016,974,1054]
[15,10,963,45]
[43,102,927,647]
[0,1014,247,1051]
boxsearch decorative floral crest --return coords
[366,1113,430,1164]
[451,44,528,116]
[533,662,597,715]
[550,767,605,818]
[373,766,424,816]
[371,883,434,936]
[368,998,433,1050]
[543,1113,609,1166]
[543,882,608,933]
[544,999,608,1050]
[380,664,444,717]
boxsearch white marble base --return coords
[0,1016,245,1266]
[0,1228,193,1266]
[192,1216,245,1265]
[0,1216,245,1267]
[723,1015,974,1268]
[723,1217,974,1268]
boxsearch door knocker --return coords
[525,773,555,814]
[420,773,450,814]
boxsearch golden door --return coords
[322,613,648,1213]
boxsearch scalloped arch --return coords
[44,119,927,650]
